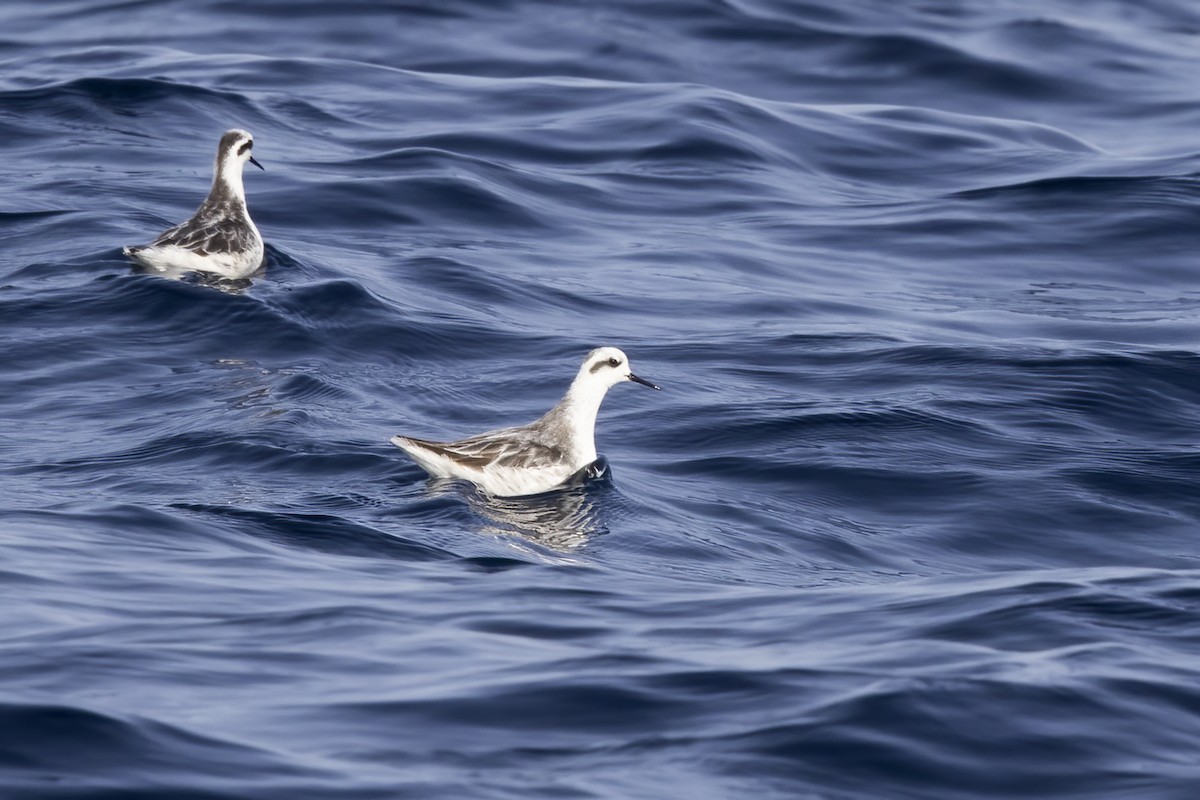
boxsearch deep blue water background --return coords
[2,1,1200,797]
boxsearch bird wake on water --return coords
[391,347,660,498]
[124,129,265,280]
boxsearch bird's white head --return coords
[575,347,660,394]
[554,347,659,465]
[215,128,264,183]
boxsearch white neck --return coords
[212,154,246,203]
[556,374,613,465]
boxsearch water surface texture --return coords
[2,1,1200,798]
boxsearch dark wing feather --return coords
[401,437,495,469]
[405,430,568,470]
[153,215,253,255]
[151,189,252,251]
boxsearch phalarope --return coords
[124,128,265,279]
[391,347,660,497]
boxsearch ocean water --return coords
[2,1,1200,797]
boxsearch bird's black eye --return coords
[607,357,619,367]
[237,141,252,155]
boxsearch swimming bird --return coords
[391,347,660,497]
[124,129,265,279]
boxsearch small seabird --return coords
[391,347,660,497]
[124,129,265,279]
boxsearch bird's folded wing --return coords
[405,431,567,470]
[153,218,247,255]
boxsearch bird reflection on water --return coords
[425,457,613,552]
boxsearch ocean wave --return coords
[4,0,1200,797]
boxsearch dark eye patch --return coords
[589,360,607,374]
[237,141,252,155]
[608,357,620,367]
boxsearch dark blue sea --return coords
[3,1,1200,797]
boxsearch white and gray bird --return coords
[124,128,265,279]
[391,347,660,497]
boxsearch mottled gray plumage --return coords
[143,191,252,255]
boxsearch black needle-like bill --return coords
[629,373,660,391]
